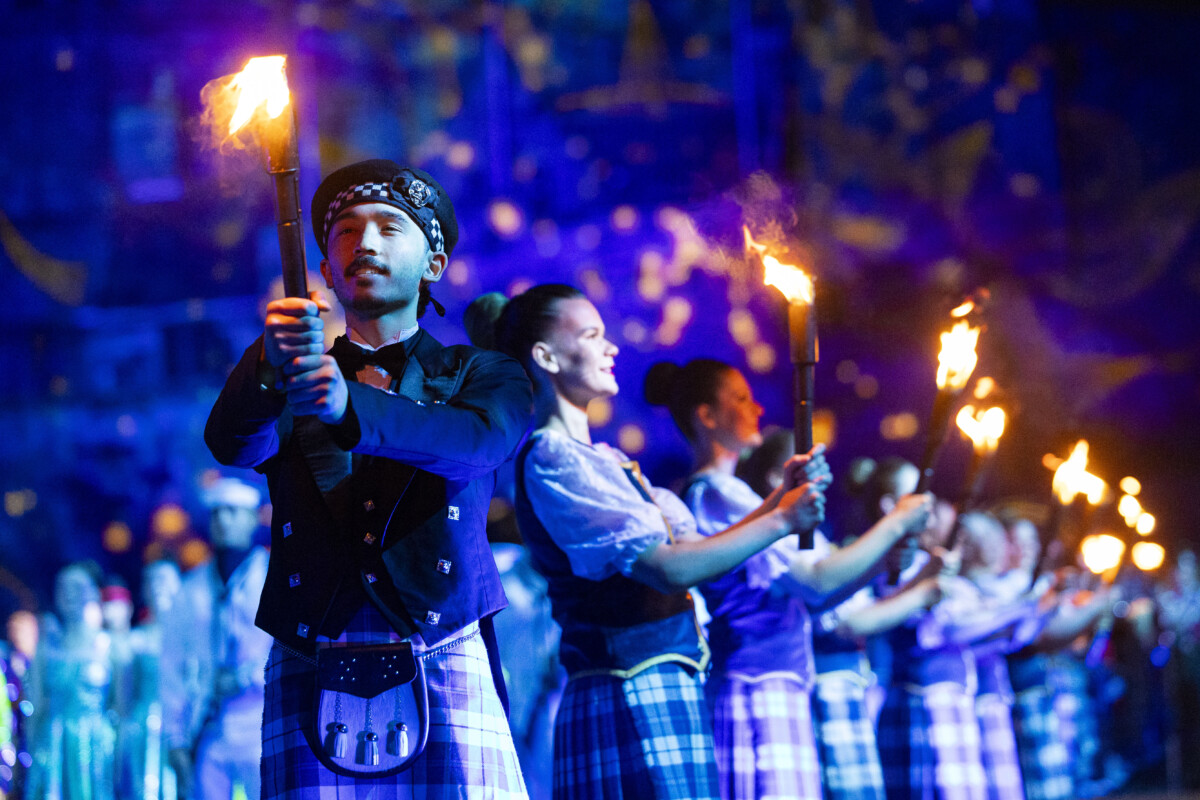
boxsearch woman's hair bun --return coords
[845,457,878,495]
[463,292,509,350]
[643,361,681,406]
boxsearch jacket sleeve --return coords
[205,337,288,468]
[326,349,533,481]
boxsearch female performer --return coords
[471,285,826,800]
[26,561,117,800]
[643,359,935,800]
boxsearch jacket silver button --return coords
[364,532,376,545]
[365,572,377,584]
[447,506,460,521]
[363,499,375,511]
[425,611,441,625]
[437,559,452,575]
[297,623,310,637]
[282,522,293,537]
[289,573,301,587]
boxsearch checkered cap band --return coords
[320,175,445,254]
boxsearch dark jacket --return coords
[205,329,534,654]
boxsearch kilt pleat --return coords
[260,630,527,800]
[877,684,987,800]
[707,673,822,800]
[810,672,886,800]
[552,661,719,800]
[975,693,1024,800]
[1009,688,1072,800]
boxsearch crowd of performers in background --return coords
[2,287,1199,800]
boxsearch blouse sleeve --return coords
[523,430,675,580]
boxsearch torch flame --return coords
[950,299,976,318]
[1118,494,1143,527]
[228,56,290,136]
[744,226,813,305]
[1080,533,1125,575]
[935,320,980,391]
[1131,541,1165,571]
[956,404,1006,454]
[1050,440,1107,506]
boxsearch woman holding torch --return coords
[467,285,828,800]
[876,510,1049,800]
[644,359,938,800]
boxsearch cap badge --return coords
[404,178,435,208]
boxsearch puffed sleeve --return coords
[523,431,675,581]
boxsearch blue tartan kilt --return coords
[877,683,987,800]
[260,630,527,800]
[706,673,822,800]
[1009,687,1072,800]
[552,661,720,800]
[975,693,1024,800]
[810,671,886,800]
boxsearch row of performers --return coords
[475,283,1115,800]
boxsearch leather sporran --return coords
[303,641,430,778]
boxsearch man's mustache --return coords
[346,255,388,275]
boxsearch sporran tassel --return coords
[388,722,409,758]
[359,731,380,766]
[324,723,348,759]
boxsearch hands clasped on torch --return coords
[261,292,349,424]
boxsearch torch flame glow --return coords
[956,404,1006,454]
[744,226,813,305]
[1135,512,1155,536]
[1050,440,1107,506]
[1081,534,1125,575]
[1131,541,1165,571]
[935,320,980,391]
[228,56,290,136]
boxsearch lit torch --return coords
[745,226,816,549]
[203,55,308,298]
[955,402,1006,510]
[1031,439,1109,588]
[887,300,981,581]
[915,306,982,494]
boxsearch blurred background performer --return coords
[799,457,945,800]
[204,159,533,799]
[26,561,117,800]
[159,478,271,800]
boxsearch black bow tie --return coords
[330,335,412,378]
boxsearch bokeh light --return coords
[617,424,646,454]
[102,521,133,554]
[881,412,920,441]
[487,200,525,239]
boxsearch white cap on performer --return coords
[201,477,262,510]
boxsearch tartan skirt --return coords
[810,671,886,800]
[261,629,527,799]
[552,661,720,800]
[1009,687,1072,800]
[975,693,1024,800]
[877,683,988,800]
[706,672,822,800]
[1047,662,1099,786]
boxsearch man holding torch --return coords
[205,159,533,798]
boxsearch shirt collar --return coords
[347,323,420,351]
